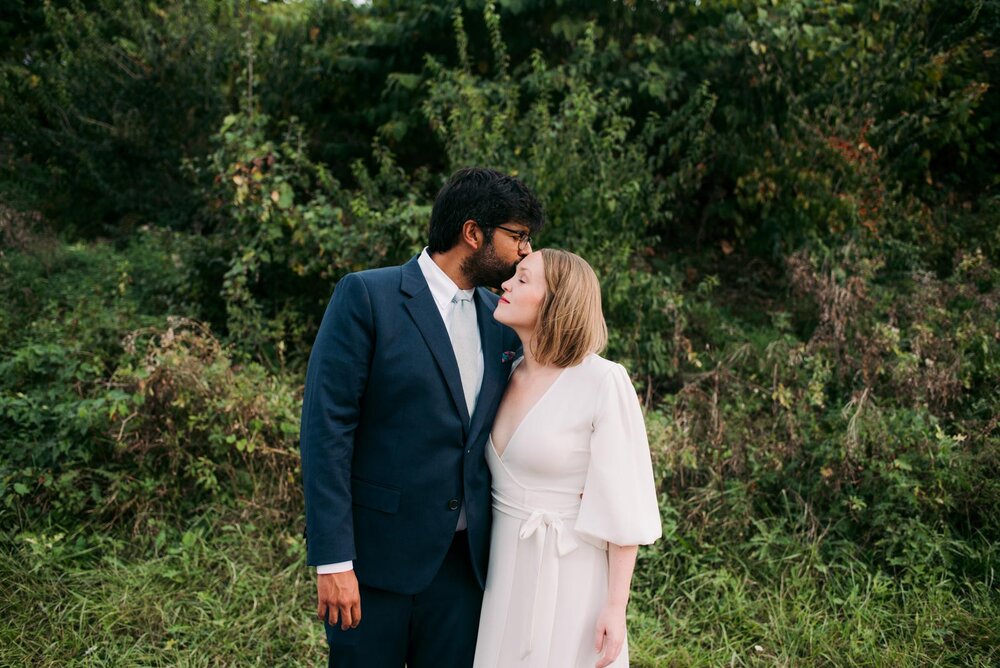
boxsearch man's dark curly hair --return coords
[427,167,544,253]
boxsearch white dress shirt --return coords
[317,248,483,574]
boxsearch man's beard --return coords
[461,241,518,290]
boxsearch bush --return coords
[0,0,243,234]
[0,228,299,530]
[107,317,302,528]
[418,7,717,383]
[186,110,429,365]
[645,239,1000,578]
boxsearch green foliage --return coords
[187,110,428,364]
[646,240,1000,578]
[3,0,996,263]
[421,8,716,379]
[0,229,300,529]
[0,232,175,523]
[0,0,243,233]
[107,317,302,526]
[1,1,999,663]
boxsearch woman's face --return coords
[494,251,547,331]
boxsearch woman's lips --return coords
[499,297,510,304]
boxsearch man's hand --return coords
[316,570,362,631]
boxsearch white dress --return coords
[473,354,662,668]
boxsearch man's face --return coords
[461,222,533,289]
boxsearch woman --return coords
[473,249,662,668]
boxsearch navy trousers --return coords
[325,531,483,668]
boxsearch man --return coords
[300,167,544,667]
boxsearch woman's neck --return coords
[512,327,557,374]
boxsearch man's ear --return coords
[461,219,482,250]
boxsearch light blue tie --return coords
[450,291,479,417]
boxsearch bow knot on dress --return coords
[518,510,580,557]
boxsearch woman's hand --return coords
[596,542,638,667]
[593,602,627,667]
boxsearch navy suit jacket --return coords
[300,255,519,594]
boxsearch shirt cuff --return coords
[316,560,354,574]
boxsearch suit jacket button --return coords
[447,499,460,511]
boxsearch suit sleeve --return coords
[300,272,374,566]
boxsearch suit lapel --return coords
[469,288,504,440]
[401,257,472,430]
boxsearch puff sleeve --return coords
[574,363,662,549]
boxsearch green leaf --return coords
[277,182,294,210]
[386,73,421,91]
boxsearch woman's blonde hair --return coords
[532,249,608,368]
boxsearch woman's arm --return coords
[593,542,639,668]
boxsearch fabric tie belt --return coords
[492,490,581,661]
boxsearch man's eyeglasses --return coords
[493,224,532,250]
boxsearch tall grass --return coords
[3,502,997,667]
[630,522,999,667]
[1,513,325,666]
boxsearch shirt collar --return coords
[418,247,473,310]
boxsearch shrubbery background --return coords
[1,1,998,664]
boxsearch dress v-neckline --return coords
[490,365,569,461]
